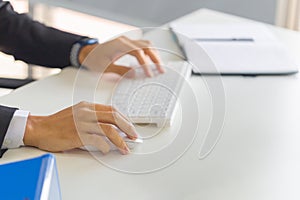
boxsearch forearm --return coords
[0,2,84,68]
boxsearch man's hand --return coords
[78,36,165,77]
[23,102,138,154]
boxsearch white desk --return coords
[1,9,300,200]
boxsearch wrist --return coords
[78,43,98,65]
[70,38,99,68]
[23,115,45,148]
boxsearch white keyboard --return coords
[111,61,192,127]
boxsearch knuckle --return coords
[116,38,124,43]
[78,101,90,107]
[110,106,117,112]
[135,49,144,56]
[111,111,120,119]
[103,124,115,135]
[117,36,127,42]
[119,35,128,40]
[144,40,151,45]
[112,112,123,125]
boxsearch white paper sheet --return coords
[170,23,298,74]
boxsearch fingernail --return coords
[127,134,137,140]
[120,144,130,154]
[132,128,139,137]
[148,71,153,77]
[119,148,128,155]
[132,134,138,139]
[123,144,131,153]
[125,146,131,153]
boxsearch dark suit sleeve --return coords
[0,105,18,158]
[0,1,85,68]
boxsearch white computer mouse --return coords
[123,138,143,149]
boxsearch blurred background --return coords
[0,0,299,95]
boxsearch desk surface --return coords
[1,9,300,200]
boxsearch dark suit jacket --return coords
[0,1,85,157]
[0,105,17,157]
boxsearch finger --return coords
[100,123,130,154]
[80,133,111,154]
[81,102,114,112]
[76,102,115,122]
[143,48,165,73]
[78,102,131,124]
[80,122,105,136]
[96,105,130,122]
[113,107,132,125]
[84,121,135,141]
[96,111,138,139]
[131,50,153,77]
[133,40,165,73]
[118,39,153,77]
[105,64,135,78]
[94,104,131,122]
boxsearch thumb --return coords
[105,64,135,78]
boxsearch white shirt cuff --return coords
[2,110,29,149]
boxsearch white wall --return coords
[68,0,278,26]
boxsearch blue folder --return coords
[0,154,61,200]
